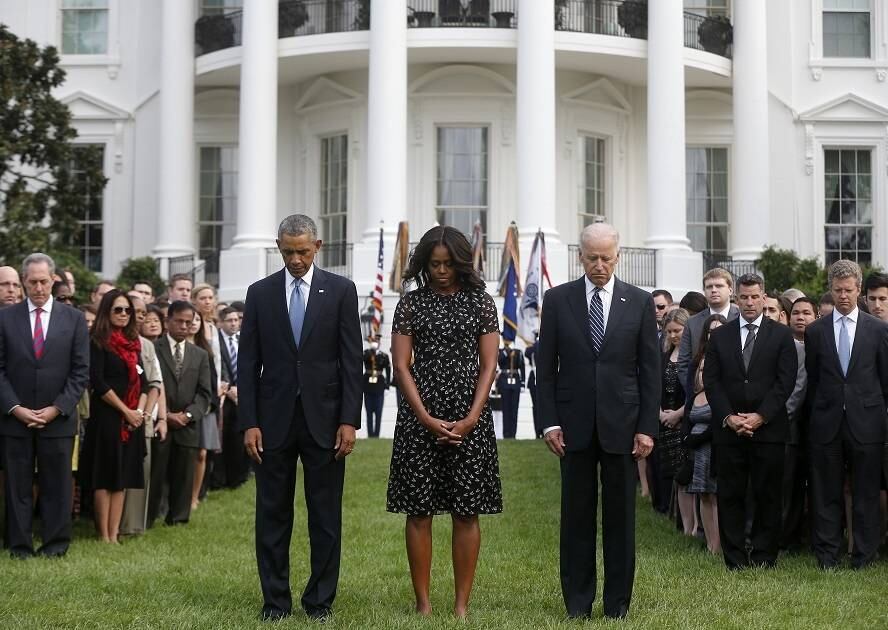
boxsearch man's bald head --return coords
[0,266,22,306]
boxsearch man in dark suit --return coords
[677,268,740,387]
[537,223,659,620]
[239,214,362,622]
[524,332,541,438]
[805,259,888,569]
[361,335,390,438]
[0,253,89,558]
[217,305,248,488]
[147,300,212,527]
[703,273,797,569]
[496,338,525,439]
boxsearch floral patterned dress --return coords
[386,286,503,516]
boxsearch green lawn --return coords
[0,440,885,629]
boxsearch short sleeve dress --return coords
[386,286,503,516]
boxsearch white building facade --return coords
[2,0,887,302]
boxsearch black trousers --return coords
[1,434,73,556]
[528,373,542,438]
[147,437,197,526]
[500,387,520,439]
[560,437,635,618]
[254,400,345,616]
[714,441,784,569]
[221,399,249,488]
[363,391,384,438]
[781,443,808,550]
[809,420,882,569]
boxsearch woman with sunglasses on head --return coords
[88,290,149,543]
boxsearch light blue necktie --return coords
[289,278,305,348]
[838,316,851,376]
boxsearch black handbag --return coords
[674,448,693,486]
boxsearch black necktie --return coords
[742,323,757,370]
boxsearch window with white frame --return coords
[61,0,109,55]
[823,0,871,58]
[686,147,729,258]
[436,126,489,238]
[579,136,606,233]
[320,134,348,268]
[69,145,105,272]
[824,148,873,265]
[200,0,243,16]
[198,146,238,284]
[683,0,730,18]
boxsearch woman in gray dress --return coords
[684,313,726,554]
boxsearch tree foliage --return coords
[116,257,165,296]
[0,24,107,267]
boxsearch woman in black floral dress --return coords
[387,225,501,619]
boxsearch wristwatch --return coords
[185,411,193,421]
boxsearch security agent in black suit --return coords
[804,260,888,569]
[703,273,797,570]
[217,306,249,488]
[147,301,212,527]
[496,338,525,439]
[0,253,89,558]
[362,337,390,438]
[525,332,541,438]
[537,224,660,620]
[239,215,362,622]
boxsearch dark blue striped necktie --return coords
[589,287,604,354]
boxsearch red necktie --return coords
[33,307,45,359]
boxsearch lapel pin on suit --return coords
[318,289,325,294]
[620,297,627,302]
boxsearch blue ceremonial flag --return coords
[502,260,518,341]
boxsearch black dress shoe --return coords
[37,545,68,558]
[9,550,34,560]
[304,607,332,623]
[260,607,291,622]
[604,605,629,620]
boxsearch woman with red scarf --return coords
[89,290,148,543]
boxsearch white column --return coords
[232,0,278,248]
[730,0,769,260]
[365,0,407,238]
[646,0,701,291]
[516,0,556,237]
[154,0,196,261]
[219,0,278,299]
[352,0,407,298]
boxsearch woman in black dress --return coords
[90,290,148,543]
[388,226,501,619]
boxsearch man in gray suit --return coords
[147,300,212,526]
[677,267,740,387]
[0,253,89,558]
[538,223,660,620]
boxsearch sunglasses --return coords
[655,304,668,310]
[56,295,74,303]
[113,306,133,315]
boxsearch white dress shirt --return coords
[543,274,617,436]
[285,264,314,313]
[833,307,858,355]
[27,296,54,337]
[739,313,765,350]
[167,333,186,359]
[710,303,732,319]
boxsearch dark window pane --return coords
[824,150,840,173]
[826,198,841,224]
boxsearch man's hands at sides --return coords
[244,423,358,465]
[544,429,655,460]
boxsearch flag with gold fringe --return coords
[389,221,409,294]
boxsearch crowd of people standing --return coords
[642,265,888,571]
[0,260,251,555]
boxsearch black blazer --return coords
[804,311,888,445]
[155,338,213,448]
[0,301,90,438]
[238,267,363,450]
[537,276,660,454]
[703,317,798,445]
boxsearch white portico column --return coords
[154,0,196,272]
[516,0,567,284]
[730,0,769,260]
[646,0,700,291]
[353,0,407,297]
[219,0,278,299]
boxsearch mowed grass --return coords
[0,439,886,629]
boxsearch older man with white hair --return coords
[537,222,660,620]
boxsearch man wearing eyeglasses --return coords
[0,266,22,307]
[652,290,673,325]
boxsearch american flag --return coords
[371,226,384,336]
